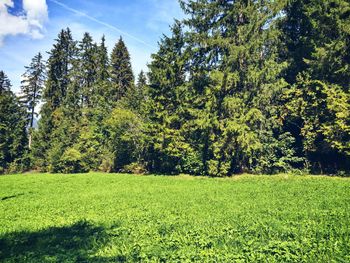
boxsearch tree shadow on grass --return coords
[0,220,121,262]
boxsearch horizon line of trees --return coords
[1,0,349,176]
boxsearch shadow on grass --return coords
[0,220,123,262]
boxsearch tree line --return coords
[1,0,349,176]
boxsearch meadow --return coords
[0,173,349,262]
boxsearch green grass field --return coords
[0,173,349,262]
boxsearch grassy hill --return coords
[0,173,349,262]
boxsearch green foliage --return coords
[122,162,147,174]
[0,71,28,173]
[19,52,46,130]
[284,75,350,172]
[27,0,350,175]
[110,37,134,102]
[106,108,145,171]
[280,0,350,173]
[60,147,88,174]
[32,28,76,169]
[0,173,349,261]
[121,70,148,115]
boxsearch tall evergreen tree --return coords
[19,52,46,148]
[176,0,298,175]
[110,37,134,101]
[43,28,76,109]
[0,71,28,173]
[146,21,195,173]
[32,28,76,169]
[122,70,148,114]
[279,0,314,84]
[0,71,11,92]
[96,35,109,82]
[78,32,98,108]
[93,35,111,111]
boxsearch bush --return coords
[60,148,88,174]
[98,150,114,173]
[122,162,147,174]
[106,108,145,171]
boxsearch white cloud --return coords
[0,0,48,45]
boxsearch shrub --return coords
[60,148,88,174]
[122,162,147,174]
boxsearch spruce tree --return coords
[279,0,314,84]
[110,37,134,101]
[0,71,28,173]
[93,35,111,110]
[0,71,11,92]
[122,70,148,114]
[33,28,76,169]
[96,35,109,82]
[146,21,195,173]
[19,52,46,148]
[78,32,98,108]
[177,0,297,175]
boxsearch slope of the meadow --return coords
[0,173,349,262]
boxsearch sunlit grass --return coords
[1,173,349,262]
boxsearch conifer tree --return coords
[0,71,28,173]
[93,35,111,110]
[43,28,76,109]
[110,37,134,101]
[19,52,46,148]
[78,32,98,107]
[279,0,314,84]
[146,21,195,173]
[122,70,148,114]
[177,0,297,175]
[32,28,76,169]
[0,71,11,92]
[96,35,109,82]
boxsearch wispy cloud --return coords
[48,0,156,49]
[145,0,184,31]
[0,0,48,46]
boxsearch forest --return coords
[1,0,349,176]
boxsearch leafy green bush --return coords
[106,108,145,171]
[60,148,88,174]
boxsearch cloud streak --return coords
[0,0,48,46]
[49,0,156,49]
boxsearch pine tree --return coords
[110,37,134,101]
[279,0,314,84]
[146,21,195,173]
[0,71,28,173]
[43,28,76,108]
[93,35,111,111]
[96,35,109,82]
[304,0,350,90]
[0,71,11,92]
[122,70,148,114]
[78,32,98,108]
[33,28,76,169]
[177,0,297,175]
[19,52,46,148]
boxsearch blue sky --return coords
[0,0,183,92]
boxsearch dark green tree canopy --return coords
[110,37,134,101]
[6,0,349,175]
[0,71,28,173]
